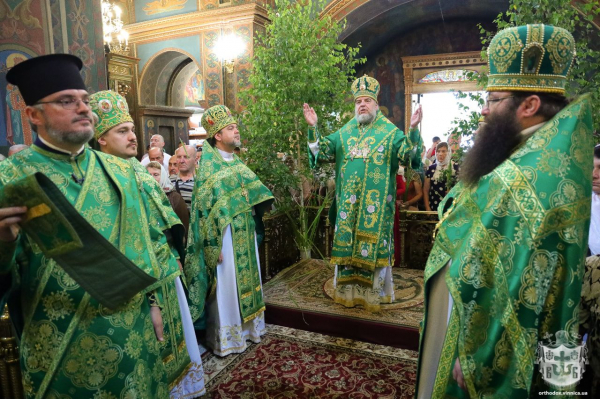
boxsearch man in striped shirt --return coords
[171,144,197,212]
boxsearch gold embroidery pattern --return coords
[99,293,143,330]
[82,206,113,232]
[42,291,76,321]
[63,333,123,389]
[528,24,543,44]
[120,360,153,399]
[462,300,490,355]
[22,321,64,372]
[519,250,563,313]
[363,189,381,229]
[537,149,571,178]
[489,29,524,73]
[50,261,79,291]
[569,122,590,171]
[512,119,559,159]
[546,29,575,74]
[493,161,546,240]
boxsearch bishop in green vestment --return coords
[304,75,423,312]
[0,55,178,398]
[416,25,593,398]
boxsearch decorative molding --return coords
[402,51,484,69]
[401,51,486,132]
[126,3,269,44]
[139,105,195,118]
[321,0,369,21]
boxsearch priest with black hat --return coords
[0,54,194,398]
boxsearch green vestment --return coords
[0,145,183,399]
[126,158,195,390]
[308,111,422,284]
[417,95,593,398]
[185,144,274,323]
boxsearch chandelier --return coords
[102,0,129,54]
[214,34,245,73]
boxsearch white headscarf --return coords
[432,145,454,181]
[147,162,174,193]
[158,164,174,192]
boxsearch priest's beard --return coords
[46,123,94,147]
[356,108,377,125]
[460,105,523,187]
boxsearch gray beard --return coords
[356,111,376,125]
[46,125,94,147]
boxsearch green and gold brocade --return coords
[0,146,183,398]
[185,144,274,323]
[417,95,593,398]
[126,158,192,387]
[308,111,422,283]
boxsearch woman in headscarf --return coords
[423,142,459,212]
[146,161,190,237]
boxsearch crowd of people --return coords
[0,22,598,398]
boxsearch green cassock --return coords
[416,95,593,398]
[185,143,274,323]
[0,145,186,399]
[308,111,422,286]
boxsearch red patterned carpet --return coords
[201,325,418,398]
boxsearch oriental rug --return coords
[263,259,424,349]
[201,324,418,398]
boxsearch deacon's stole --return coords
[308,111,421,283]
[0,147,181,398]
[419,95,593,398]
[186,144,274,323]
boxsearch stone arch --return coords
[138,48,202,106]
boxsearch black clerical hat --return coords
[6,54,86,106]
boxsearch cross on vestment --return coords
[367,168,386,184]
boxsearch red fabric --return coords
[394,175,406,267]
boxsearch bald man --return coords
[171,144,197,212]
[8,144,29,157]
[141,134,171,169]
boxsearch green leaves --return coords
[239,0,364,208]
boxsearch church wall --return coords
[0,0,106,152]
[356,19,493,131]
[134,0,198,23]
[131,0,259,23]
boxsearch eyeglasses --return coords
[484,96,515,108]
[36,98,91,110]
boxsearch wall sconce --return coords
[214,33,245,74]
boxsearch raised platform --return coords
[263,259,424,351]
